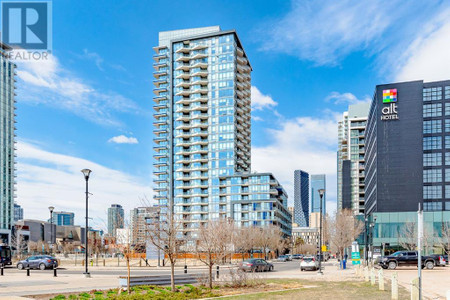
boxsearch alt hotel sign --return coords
[381,89,398,121]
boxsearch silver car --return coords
[300,256,319,271]
[17,255,58,270]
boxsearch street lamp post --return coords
[81,169,92,278]
[318,189,325,275]
[364,216,368,266]
[48,206,55,255]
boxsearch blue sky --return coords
[14,0,450,228]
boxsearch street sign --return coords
[321,245,327,252]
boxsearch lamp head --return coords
[81,169,92,180]
[318,189,325,197]
[48,206,55,213]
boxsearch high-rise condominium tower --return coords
[108,204,124,236]
[337,102,370,214]
[310,174,326,216]
[293,170,309,227]
[152,26,291,241]
[0,43,16,244]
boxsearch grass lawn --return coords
[224,279,410,300]
[40,278,409,300]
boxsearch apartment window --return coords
[423,186,442,199]
[446,153,450,165]
[423,153,442,166]
[445,120,450,132]
[445,201,450,211]
[423,87,442,101]
[445,86,450,99]
[423,136,442,150]
[423,169,442,183]
[423,103,442,117]
[445,169,450,182]
[446,103,450,116]
[446,136,450,149]
[423,201,442,211]
[423,120,442,134]
[446,185,450,198]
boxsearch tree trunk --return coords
[170,259,175,292]
[126,256,131,294]
[208,264,213,290]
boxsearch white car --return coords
[300,256,319,271]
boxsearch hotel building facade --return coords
[365,80,450,249]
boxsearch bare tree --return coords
[438,223,450,256]
[194,219,235,289]
[233,226,258,260]
[399,222,417,251]
[11,226,28,259]
[255,225,283,259]
[328,209,364,262]
[147,211,184,292]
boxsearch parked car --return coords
[428,255,446,267]
[292,254,303,260]
[300,256,319,271]
[277,255,289,262]
[238,259,274,272]
[378,251,436,270]
[17,255,58,270]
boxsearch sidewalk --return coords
[0,272,119,298]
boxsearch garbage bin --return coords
[343,259,347,269]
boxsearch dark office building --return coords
[293,170,309,227]
[341,160,352,210]
[365,79,450,248]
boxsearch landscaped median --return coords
[36,278,409,300]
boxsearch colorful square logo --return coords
[383,89,397,103]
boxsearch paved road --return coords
[2,259,334,276]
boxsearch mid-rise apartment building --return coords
[14,203,23,222]
[337,102,370,214]
[0,43,16,244]
[50,211,75,226]
[152,26,290,241]
[130,206,160,246]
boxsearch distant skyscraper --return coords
[0,43,16,244]
[337,102,370,214]
[310,174,326,216]
[294,170,309,227]
[152,26,291,240]
[50,211,75,226]
[108,204,124,236]
[14,203,23,222]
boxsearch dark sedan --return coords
[238,259,274,272]
[17,255,58,270]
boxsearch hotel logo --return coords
[381,89,398,121]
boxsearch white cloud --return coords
[395,9,450,82]
[16,54,139,126]
[251,86,278,111]
[326,92,371,105]
[252,115,263,122]
[260,0,396,65]
[16,142,153,230]
[83,49,104,71]
[108,135,139,144]
[252,113,339,216]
